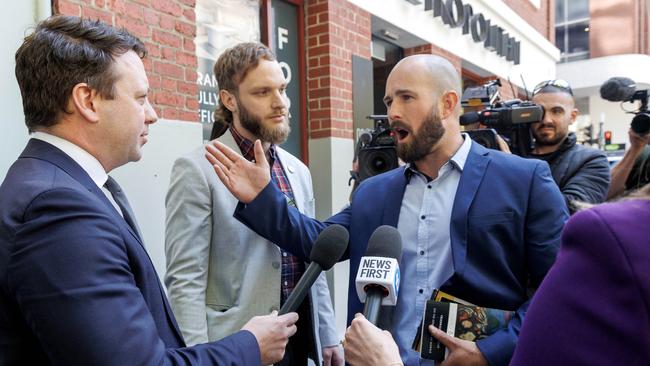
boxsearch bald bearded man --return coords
[205,54,568,366]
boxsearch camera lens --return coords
[372,156,387,171]
[358,148,398,182]
[631,113,650,135]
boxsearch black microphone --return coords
[600,77,637,102]
[355,225,402,325]
[460,111,481,125]
[279,224,348,315]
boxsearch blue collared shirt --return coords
[393,135,472,365]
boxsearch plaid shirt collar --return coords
[229,126,278,164]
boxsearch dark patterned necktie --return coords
[104,176,142,240]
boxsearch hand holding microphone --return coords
[343,313,403,366]
[355,225,402,325]
[279,224,348,315]
[242,311,299,365]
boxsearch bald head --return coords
[394,55,461,96]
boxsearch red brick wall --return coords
[502,0,554,43]
[53,0,199,122]
[305,0,371,140]
[590,0,648,57]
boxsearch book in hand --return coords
[412,290,513,361]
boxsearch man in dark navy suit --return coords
[205,55,569,366]
[0,15,296,366]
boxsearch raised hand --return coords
[205,139,271,203]
[241,311,299,365]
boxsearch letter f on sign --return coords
[278,27,289,50]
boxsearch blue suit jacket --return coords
[0,139,259,365]
[235,142,568,366]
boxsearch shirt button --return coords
[420,215,426,220]
[284,281,288,286]
[272,262,280,269]
[427,185,432,189]
[420,250,424,255]
[282,252,287,257]
[419,289,424,294]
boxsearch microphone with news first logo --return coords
[355,225,402,326]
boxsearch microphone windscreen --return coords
[310,224,349,270]
[365,225,402,261]
[600,77,636,101]
[460,112,481,126]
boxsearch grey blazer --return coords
[164,132,338,362]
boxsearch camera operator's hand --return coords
[241,311,298,365]
[205,139,271,204]
[629,129,650,153]
[607,128,650,199]
[496,135,512,154]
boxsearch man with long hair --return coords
[165,42,342,366]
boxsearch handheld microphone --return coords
[600,77,637,102]
[355,225,402,325]
[279,224,348,315]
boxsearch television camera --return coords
[460,79,543,156]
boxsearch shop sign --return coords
[421,0,520,64]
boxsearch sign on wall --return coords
[422,0,521,64]
[269,0,302,159]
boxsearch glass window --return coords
[555,26,566,53]
[567,53,590,62]
[567,21,590,54]
[555,0,566,23]
[556,0,590,63]
[567,0,589,21]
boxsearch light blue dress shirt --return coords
[393,135,472,366]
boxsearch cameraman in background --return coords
[607,128,650,199]
[525,80,610,213]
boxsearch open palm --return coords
[205,140,271,203]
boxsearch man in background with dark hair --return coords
[0,16,296,365]
[165,42,342,366]
[525,79,610,213]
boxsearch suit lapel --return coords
[449,142,490,276]
[23,139,185,344]
[275,148,305,212]
[23,139,146,246]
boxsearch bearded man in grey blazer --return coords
[165,42,342,366]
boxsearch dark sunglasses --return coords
[532,79,573,96]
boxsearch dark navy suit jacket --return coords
[235,141,568,366]
[0,139,259,365]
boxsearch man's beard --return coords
[533,124,565,146]
[238,101,290,145]
[395,108,445,163]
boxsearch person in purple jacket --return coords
[511,184,650,365]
